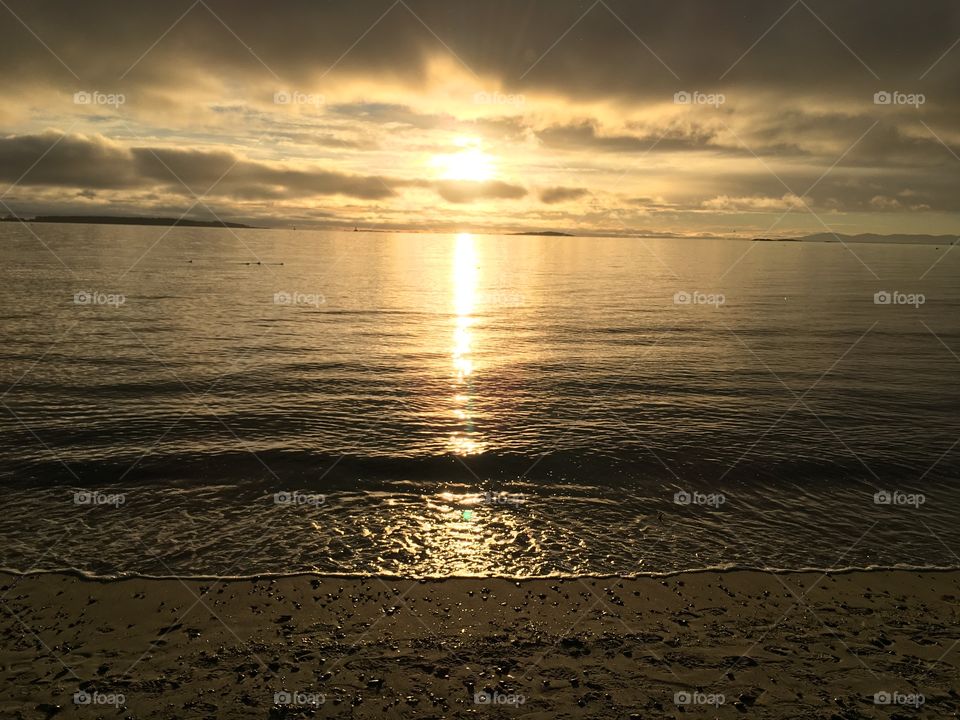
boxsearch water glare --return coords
[449,233,484,455]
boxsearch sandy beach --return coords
[2,569,958,718]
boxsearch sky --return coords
[1,0,959,236]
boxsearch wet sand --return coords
[1,569,958,718]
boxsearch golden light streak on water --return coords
[449,233,484,455]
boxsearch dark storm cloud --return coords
[744,109,960,166]
[130,146,404,200]
[0,132,399,200]
[539,186,588,204]
[3,1,959,99]
[0,132,138,188]
[537,119,823,159]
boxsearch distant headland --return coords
[753,232,958,244]
[1,215,255,229]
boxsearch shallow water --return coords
[0,223,958,577]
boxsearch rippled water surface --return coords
[1,224,958,577]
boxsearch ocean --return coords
[1,223,958,578]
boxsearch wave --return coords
[4,563,960,583]
[4,449,953,490]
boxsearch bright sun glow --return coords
[432,137,495,181]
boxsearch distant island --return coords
[510,230,575,237]
[754,233,958,244]
[1,215,255,228]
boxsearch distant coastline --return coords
[0,216,953,243]
[1,215,256,229]
[754,232,958,244]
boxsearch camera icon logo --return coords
[73,91,92,105]
[273,91,292,105]
[673,290,691,305]
[474,691,491,704]
[74,290,93,305]
[673,91,691,104]
[273,291,292,305]
[874,691,892,705]
[873,290,891,305]
[73,691,92,705]
[673,490,692,505]
[674,691,692,705]
[873,91,892,105]
[873,490,892,505]
[274,691,292,704]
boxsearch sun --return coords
[432,137,495,181]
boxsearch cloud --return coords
[0,131,138,188]
[538,121,717,154]
[2,0,960,233]
[4,1,958,107]
[539,186,588,204]
[627,195,677,210]
[869,194,930,211]
[0,131,399,200]
[701,193,806,212]
[434,179,527,203]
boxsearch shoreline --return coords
[3,569,958,718]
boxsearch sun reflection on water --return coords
[409,490,537,576]
[449,233,485,455]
